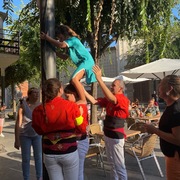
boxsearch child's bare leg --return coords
[71,70,87,104]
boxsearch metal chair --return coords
[126,121,146,143]
[126,117,136,129]
[125,133,164,180]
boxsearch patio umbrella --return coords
[121,58,180,80]
[81,75,150,85]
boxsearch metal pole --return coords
[1,68,5,107]
[39,1,56,179]
[40,0,56,85]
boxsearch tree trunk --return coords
[90,0,104,125]
[90,82,98,124]
[40,1,55,180]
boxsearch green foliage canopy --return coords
[2,0,179,84]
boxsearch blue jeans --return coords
[44,150,79,180]
[20,135,42,180]
[104,136,127,180]
[77,137,89,180]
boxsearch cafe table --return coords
[95,129,141,138]
[138,116,160,123]
[125,129,141,138]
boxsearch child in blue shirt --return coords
[40,25,96,103]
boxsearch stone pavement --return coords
[0,118,166,180]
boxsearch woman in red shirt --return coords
[32,78,86,180]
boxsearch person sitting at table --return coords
[152,91,159,106]
[135,98,140,107]
[144,98,161,117]
[99,107,106,120]
[129,101,141,118]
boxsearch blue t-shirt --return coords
[65,37,96,84]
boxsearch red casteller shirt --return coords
[97,94,129,118]
[32,97,86,135]
[97,94,129,138]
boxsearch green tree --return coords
[125,21,180,69]
[164,22,180,58]
[52,0,177,122]
[8,0,75,82]
[2,0,178,122]
[5,23,41,87]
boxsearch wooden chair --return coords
[125,134,164,180]
[87,123,103,158]
[86,123,106,175]
[89,123,102,134]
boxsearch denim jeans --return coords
[77,137,89,180]
[104,136,127,180]
[44,150,79,180]
[20,135,42,180]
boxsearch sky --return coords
[0,0,179,31]
[0,0,30,20]
[0,1,179,19]
[0,1,178,49]
[0,1,179,22]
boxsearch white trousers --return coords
[104,136,127,180]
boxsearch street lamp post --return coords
[37,1,56,180]
[39,0,56,85]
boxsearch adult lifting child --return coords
[40,24,96,104]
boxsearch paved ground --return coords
[0,118,166,180]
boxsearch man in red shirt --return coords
[85,65,129,180]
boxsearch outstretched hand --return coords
[14,141,20,150]
[93,65,102,81]
[144,123,157,134]
[40,32,47,40]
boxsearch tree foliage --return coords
[125,20,180,69]
[4,0,41,87]
[3,0,178,74]
[4,0,76,86]
[5,63,36,87]
[2,0,179,122]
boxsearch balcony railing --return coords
[0,29,20,55]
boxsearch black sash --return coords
[104,115,125,129]
[103,115,125,139]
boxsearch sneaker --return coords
[0,133,5,137]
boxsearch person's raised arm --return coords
[56,52,69,60]
[93,65,117,104]
[40,32,67,49]
[84,89,98,105]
